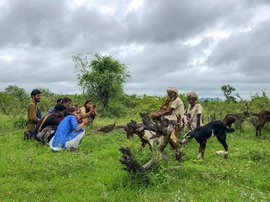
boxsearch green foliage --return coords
[249,91,270,112]
[73,53,130,111]
[1,118,270,201]
[39,88,56,97]
[0,92,21,118]
[5,85,28,101]
[221,84,236,102]
[13,116,27,129]
[1,87,270,201]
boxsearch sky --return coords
[0,0,269,98]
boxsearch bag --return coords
[36,126,53,144]
[24,130,37,140]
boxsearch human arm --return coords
[81,106,97,120]
[70,115,89,131]
[152,108,174,119]
[77,118,89,131]
[196,104,203,128]
[28,103,40,123]
[197,114,202,128]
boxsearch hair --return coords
[64,107,76,116]
[54,104,66,112]
[30,89,42,97]
[57,98,63,103]
[84,99,91,107]
[63,97,72,103]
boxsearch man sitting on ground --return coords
[24,89,42,139]
[35,104,66,142]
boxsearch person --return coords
[185,92,203,130]
[47,98,63,114]
[152,87,185,131]
[79,99,97,124]
[35,104,66,142]
[49,107,89,151]
[24,89,42,139]
[151,87,185,160]
[62,97,72,108]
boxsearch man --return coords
[152,87,185,160]
[35,104,66,142]
[185,91,203,130]
[152,87,185,129]
[24,89,42,139]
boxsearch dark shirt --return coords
[35,114,61,132]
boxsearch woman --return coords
[79,99,97,123]
[185,92,203,130]
[49,107,88,151]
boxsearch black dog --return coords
[181,120,235,159]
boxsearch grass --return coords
[1,115,270,201]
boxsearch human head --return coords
[62,97,72,108]
[166,87,178,100]
[84,99,92,109]
[73,104,79,113]
[64,106,76,117]
[187,92,198,105]
[54,104,66,117]
[56,98,63,104]
[30,89,42,102]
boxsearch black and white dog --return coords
[181,120,235,159]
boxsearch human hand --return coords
[82,118,89,125]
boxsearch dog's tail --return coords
[225,127,235,133]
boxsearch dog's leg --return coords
[147,140,153,151]
[198,142,206,159]
[217,136,228,159]
[141,140,146,148]
[255,125,260,136]
[259,123,265,136]
[257,119,267,136]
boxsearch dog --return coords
[181,120,235,159]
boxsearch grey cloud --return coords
[124,0,259,43]
[208,19,270,77]
[0,0,270,99]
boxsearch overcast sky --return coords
[0,0,269,98]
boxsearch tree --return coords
[73,53,130,111]
[221,84,236,102]
[0,92,21,118]
[39,88,55,97]
[5,85,28,101]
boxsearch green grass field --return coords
[1,115,270,201]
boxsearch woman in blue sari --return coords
[49,107,89,151]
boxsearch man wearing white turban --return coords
[185,91,203,130]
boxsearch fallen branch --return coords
[97,123,126,133]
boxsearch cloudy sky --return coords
[0,0,269,98]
